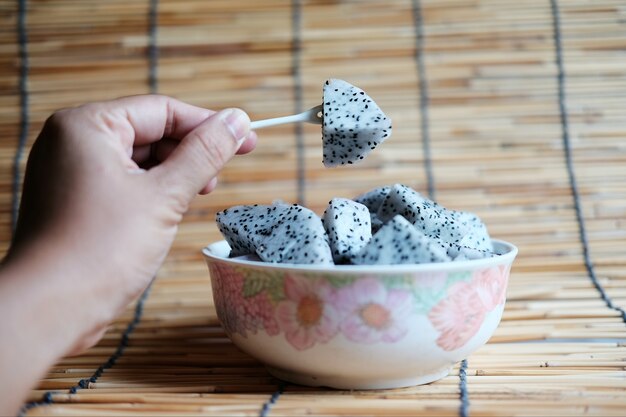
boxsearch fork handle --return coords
[250,113,311,130]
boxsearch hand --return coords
[0,95,256,410]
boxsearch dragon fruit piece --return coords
[322,79,392,167]
[255,204,333,265]
[354,185,391,213]
[376,184,469,244]
[370,214,384,234]
[436,238,493,261]
[354,186,390,233]
[322,198,372,264]
[217,203,333,265]
[452,211,494,252]
[216,203,292,257]
[351,215,451,265]
[447,244,493,261]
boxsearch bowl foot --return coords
[265,366,451,390]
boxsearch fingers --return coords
[60,95,219,170]
[131,138,178,167]
[115,95,216,144]
[236,130,258,155]
[150,108,250,202]
[199,177,218,195]
[72,94,257,202]
[132,130,257,166]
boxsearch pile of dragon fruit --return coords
[217,184,495,266]
[217,81,494,265]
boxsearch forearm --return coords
[0,247,89,415]
[0,96,255,416]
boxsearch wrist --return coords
[0,250,83,414]
[0,240,103,362]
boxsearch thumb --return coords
[153,108,250,202]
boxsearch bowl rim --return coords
[202,239,518,274]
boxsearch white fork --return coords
[250,104,323,130]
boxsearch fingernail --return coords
[220,109,249,144]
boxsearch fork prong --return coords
[307,104,324,124]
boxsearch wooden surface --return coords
[1,0,625,415]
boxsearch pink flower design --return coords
[210,263,245,335]
[335,278,413,344]
[428,281,486,351]
[275,275,340,350]
[472,266,509,311]
[210,263,278,337]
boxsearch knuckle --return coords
[45,108,72,131]
[39,109,76,147]
[168,190,190,217]
[154,181,189,221]
[164,98,176,137]
[98,111,122,136]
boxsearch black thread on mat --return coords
[411,0,436,200]
[12,0,30,235]
[13,2,48,414]
[20,283,155,416]
[292,0,305,206]
[148,0,159,93]
[549,0,626,324]
[259,382,285,417]
[256,4,301,412]
[459,359,469,417]
[413,1,470,414]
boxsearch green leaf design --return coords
[380,275,412,289]
[446,271,472,287]
[241,269,285,302]
[325,274,412,290]
[412,286,445,314]
[242,277,266,298]
[324,274,357,288]
[265,278,285,303]
[411,272,472,315]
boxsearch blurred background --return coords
[2,1,626,414]
[1,0,624,271]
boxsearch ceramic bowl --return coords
[202,239,517,390]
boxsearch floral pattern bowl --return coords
[202,239,517,390]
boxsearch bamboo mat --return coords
[1,0,626,415]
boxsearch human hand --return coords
[7,94,256,356]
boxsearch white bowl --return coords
[202,239,517,390]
